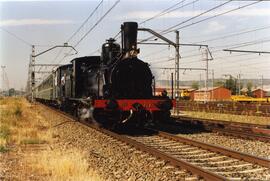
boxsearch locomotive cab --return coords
[71,56,101,98]
[55,64,73,99]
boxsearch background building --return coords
[193,87,231,102]
[252,88,267,98]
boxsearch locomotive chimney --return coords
[121,22,139,57]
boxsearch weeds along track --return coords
[40,103,270,181]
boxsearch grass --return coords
[0,125,11,139]
[20,138,47,144]
[1,97,103,180]
[181,110,270,125]
[28,149,102,181]
[0,97,52,151]
[14,104,22,117]
[0,125,10,152]
[0,145,9,153]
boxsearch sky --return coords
[0,0,270,90]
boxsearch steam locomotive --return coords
[34,22,174,128]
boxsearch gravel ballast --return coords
[38,105,201,181]
[178,132,270,159]
[157,122,270,159]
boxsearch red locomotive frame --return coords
[94,99,176,111]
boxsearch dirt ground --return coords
[0,97,102,181]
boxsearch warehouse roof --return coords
[195,86,230,92]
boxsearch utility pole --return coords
[238,73,241,95]
[1,66,6,94]
[31,45,35,102]
[199,73,201,90]
[171,72,174,99]
[202,47,208,103]
[204,71,207,102]
[261,75,264,98]
[212,69,214,100]
[205,48,209,92]
[175,30,180,114]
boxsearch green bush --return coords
[14,105,22,117]
[0,125,10,139]
[0,145,9,153]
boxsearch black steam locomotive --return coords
[34,22,174,128]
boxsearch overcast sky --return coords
[1,0,270,90]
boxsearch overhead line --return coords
[0,27,32,46]
[210,55,270,71]
[149,37,270,65]
[178,25,270,56]
[193,25,270,44]
[139,0,202,25]
[140,0,262,44]
[169,0,262,33]
[51,0,104,65]
[56,0,120,65]
[163,0,233,34]
[74,0,120,48]
[67,0,104,43]
[142,47,170,59]
[140,0,186,24]
[139,0,233,43]
[178,37,270,60]
[223,49,270,54]
[89,48,101,55]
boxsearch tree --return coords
[247,81,253,96]
[191,81,199,90]
[224,76,237,95]
[214,80,224,87]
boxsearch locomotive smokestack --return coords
[121,22,139,57]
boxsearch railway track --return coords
[174,115,269,128]
[126,129,270,180]
[171,116,270,142]
[40,103,270,181]
[177,102,270,117]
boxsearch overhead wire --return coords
[110,0,192,43]
[67,0,104,43]
[148,36,270,66]
[175,36,270,61]
[74,0,120,48]
[139,0,263,44]
[139,0,233,43]
[167,0,262,33]
[193,25,270,44]
[134,0,201,60]
[0,27,32,46]
[139,0,201,25]
[51,0,106,65]
[55,0,120,65]
[179,24,270,56]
